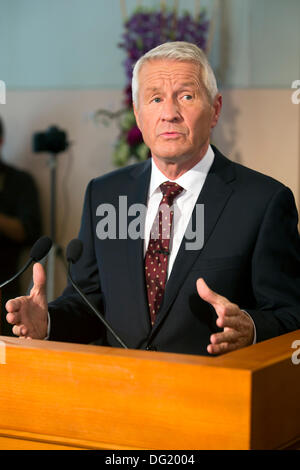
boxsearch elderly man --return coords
[5,42,300,356]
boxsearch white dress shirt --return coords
[144,145,214,278]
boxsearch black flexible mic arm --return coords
[66,241,128,349]
[0,236,52,289]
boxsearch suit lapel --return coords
[126,160,152,329]
[147,149,236,341]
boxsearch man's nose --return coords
[161,98,180,122]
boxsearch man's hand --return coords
[5,263,48,339]
[196,278,254,355]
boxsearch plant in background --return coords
[94,4,210,166]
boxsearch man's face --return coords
[133,60,221,166]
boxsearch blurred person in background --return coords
[0,115,42,336]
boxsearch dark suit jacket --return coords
[49,146,300,355]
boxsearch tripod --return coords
[27,153,65,300]
[45,153,65,301]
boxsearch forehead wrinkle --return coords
[143,70,199,82]
[140,60,202,80]
[142,74,202,96]
[138,61,208,103]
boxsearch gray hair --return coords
[132,41,218,107]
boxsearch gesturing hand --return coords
[5,263,48,339]
[196,278,254,355]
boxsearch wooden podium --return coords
[0,331,299,450]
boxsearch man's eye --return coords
[152,97,161,103]
[183,95,193,100]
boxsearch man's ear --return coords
[133,102,141,129]
[211,93,222,130]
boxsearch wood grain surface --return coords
[0,331,299,450]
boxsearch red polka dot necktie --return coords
[145,181,184,326]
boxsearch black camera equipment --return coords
[33,126,69,155]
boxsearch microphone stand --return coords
[67,262,128,349]
[26,153,64,301]
[0,259,33,290]
[46,153,65,301]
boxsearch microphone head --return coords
[30,236,53,261]
[66,239,83,264]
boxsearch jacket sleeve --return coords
[245,186,300,342]
[48,179,106,344]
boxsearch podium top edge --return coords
[1,330,299,373]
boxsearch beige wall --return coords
[1,88,299,297]
[213,89,300,206]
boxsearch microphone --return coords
[0,236,52,289]
[66,238,128,349]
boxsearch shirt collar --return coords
[148,144,215,198]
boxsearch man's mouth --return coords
[160,131,183,137]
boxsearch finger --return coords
[216,314,240,329]
[31,262,47,294]
[207,341,237,355]
[197,279,239,320]
[196,278,228,309]
[12,325,24,337]
[5,298,22,313]
[6,311,22,325]
[210,329,239,345]
[213,303,240,320]
[21,325,29,336]
[14,325,28,337]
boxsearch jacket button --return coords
[146,345,157,351]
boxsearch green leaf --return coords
[136,143,150,161]
[113,142,130,166]
[120,109,136,131]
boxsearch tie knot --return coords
[159,181,183,205]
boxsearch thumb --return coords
[31,262,47,294]
[196,278,224,308]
